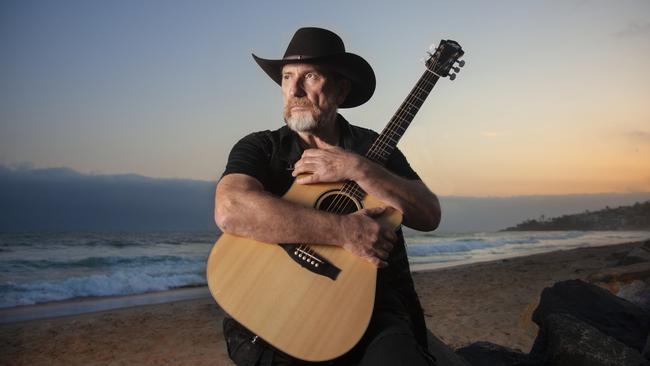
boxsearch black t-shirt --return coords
[222,114,420,196]
[220,114,428,348]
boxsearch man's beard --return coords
[284,99,335,133]
[285,112,318,132]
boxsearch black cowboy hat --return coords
[252,27,375,108]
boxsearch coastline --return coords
[1,240,648,365]
[0,286,211,324]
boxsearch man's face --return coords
[281,63,347,133]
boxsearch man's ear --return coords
[336,79,352,106]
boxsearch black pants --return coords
[223,289,436,366]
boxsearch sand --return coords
[1,240,647,366]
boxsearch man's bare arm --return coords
[292,147,441,231]
[215,173,396,267]
[351,162,440,231]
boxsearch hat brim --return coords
[252,53,375,108]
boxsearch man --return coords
[215,27,441,365]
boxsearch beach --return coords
[2,240,648,366]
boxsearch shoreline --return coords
[0,287,211,324]
[2,240,647,365]
[1,238,648,325]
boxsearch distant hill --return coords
[503,201,650,231]
[0,165,218,232]
[2,165,650,233]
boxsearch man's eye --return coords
[305,73,318,80]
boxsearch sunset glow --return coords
[1,0,648,196]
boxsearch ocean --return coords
[1,230,649,310]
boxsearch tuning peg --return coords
[449,73,457,81]
[455,59,465,67]
[452,66,460,73]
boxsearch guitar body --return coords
[206,180,402,361]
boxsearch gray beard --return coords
[285,112,319,133]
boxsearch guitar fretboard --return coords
[366,70,440,165]
[337,69,441,204]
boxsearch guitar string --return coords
[353,62,443,181]
[339,46,462,204]
[366,66,440,162]
[322,62,443,218]
[298,57,451,255]
[344,75,438,200]
[297,58,450,257]
[318,66,440,232]
[334,67,441,204]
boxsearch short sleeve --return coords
[221,131,272,186]
[386,147,420,180]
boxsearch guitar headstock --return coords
[425,40,465,80]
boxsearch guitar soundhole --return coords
[314,190,361,215]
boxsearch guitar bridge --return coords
[279,244,340,280]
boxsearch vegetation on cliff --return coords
[503,201,650,231]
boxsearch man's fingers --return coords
[295,156,317,166]
[362,206,386,218]
[318,139,335,148]
[301,149,315,158]
[301,148,327,158]
[379,239,394,253]
[296,173,318,184]
[382,228,398,243]
[373,247,390,260]
[292,161,317,177]
[367,256,388,268]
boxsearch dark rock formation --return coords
[541,313,648,366]
[447,279,650,366]
[617,280,650,312]
[532,280,650,352]
[426,330,472,366]
[619,244,650,266]
[455,341,535,366]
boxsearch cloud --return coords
[612,20,650,38]
[626,130,650,144]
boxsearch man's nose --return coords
[289,79,307,97]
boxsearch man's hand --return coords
[292,144,362,184]
[339,206,397,268]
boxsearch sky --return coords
[1,0,649,197]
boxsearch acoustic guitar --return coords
[206,39,464,362]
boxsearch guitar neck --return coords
[341,69,441,202]
[365,69,440,165]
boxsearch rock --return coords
[455,341,535,366]
[588,262,650,287]
[541,313,649,366]
[532,279,650,352]
[617,280,650,311]
[589,261,650,301]
[426,330,472,366]
[619,246,650,266]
